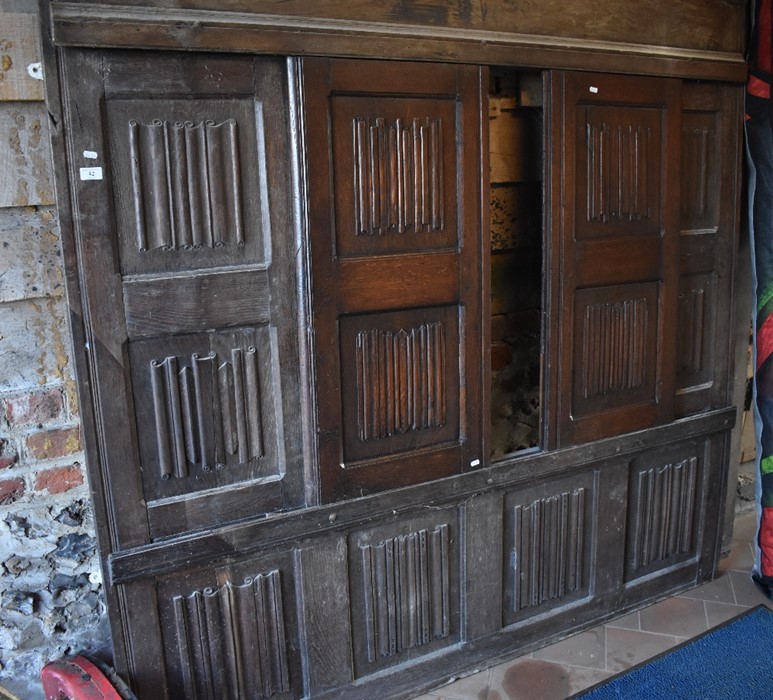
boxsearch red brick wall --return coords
[0,3,106,695]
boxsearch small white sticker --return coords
[27,62,43,80]
[80,167,103,181]
[83,150,98,159]
[470,459,481,468]
[589,86,599,94]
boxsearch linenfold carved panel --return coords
[129,119,244,252]
[149,347,264,480]
[503,472,595,625]
[512,489,587,612]
[340,307,460,464]
[330,94,458,258]
[360,524,451,662]
[129,327,284,503]
[585,122,651,224]
[573,283,658,419]
[576,105,661,239]
[580,297,648,399]
[681,127,710,225]
[172,570,289,699]
[680,118,719,232]
[626,454,700,579]
[105,96,265,276]
[677,285,707,378]
[355,322,446,442]
[352,116,443,236]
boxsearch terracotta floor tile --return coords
[605,627,680,673]
[604,610,639,631]
[532,627,606,670]
[705,600,752,627]
[728,569,773,608]
[564,666,615,697]
[678,572,736,604]
[638,596,708,638]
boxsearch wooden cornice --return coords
[47,1,747,81]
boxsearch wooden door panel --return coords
[129,327,284,499]
[339,306,460,464]
[575,105,662,240]
[334,253,459,312]
[330,96,458,257]
[624,439,705,582]
[574,237,661,288]
[156,553,303,700]
[347,509,461,677]
[677,272,717,393]
[123,269,271,338]
[502,470,596,626]
[61,50,304,544]
[676,83,741,416]
[105,96,266,276]
[553,72,680,446]
[571,283,659,419]
[304,58,484,501]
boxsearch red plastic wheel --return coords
[41,656,124,700]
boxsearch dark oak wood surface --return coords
[41,2,745,696]
[303,58,485,502]
[44,0,747,82]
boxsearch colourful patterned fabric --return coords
[748,0,773,594]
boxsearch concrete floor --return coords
[411,508,770,700]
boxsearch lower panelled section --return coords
[115,422,729,700]
[156,551,303,700]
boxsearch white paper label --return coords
[79,167,103,181]
[589,86,599,93]
[470,459,481,468]
[83,150,98,159]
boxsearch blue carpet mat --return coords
[571,606,773,699]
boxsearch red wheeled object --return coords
[41,655,134,700]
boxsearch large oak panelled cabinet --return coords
[41,1,745,698]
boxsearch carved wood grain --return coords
[580,297,648,400]
[330,94,458,259]
[360,524,450,662]
[512,489,587,612]
[173,570,290,699]
[677,280,711,379]
[106,94,266,277]
[339,306,460,466]
[676,82,740,418]
[128,118,244,252]
[148,346,264,480]
[627,456,699,579]
[352,116,443,236]
[355,322,446,442]
[585,122,651,225]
